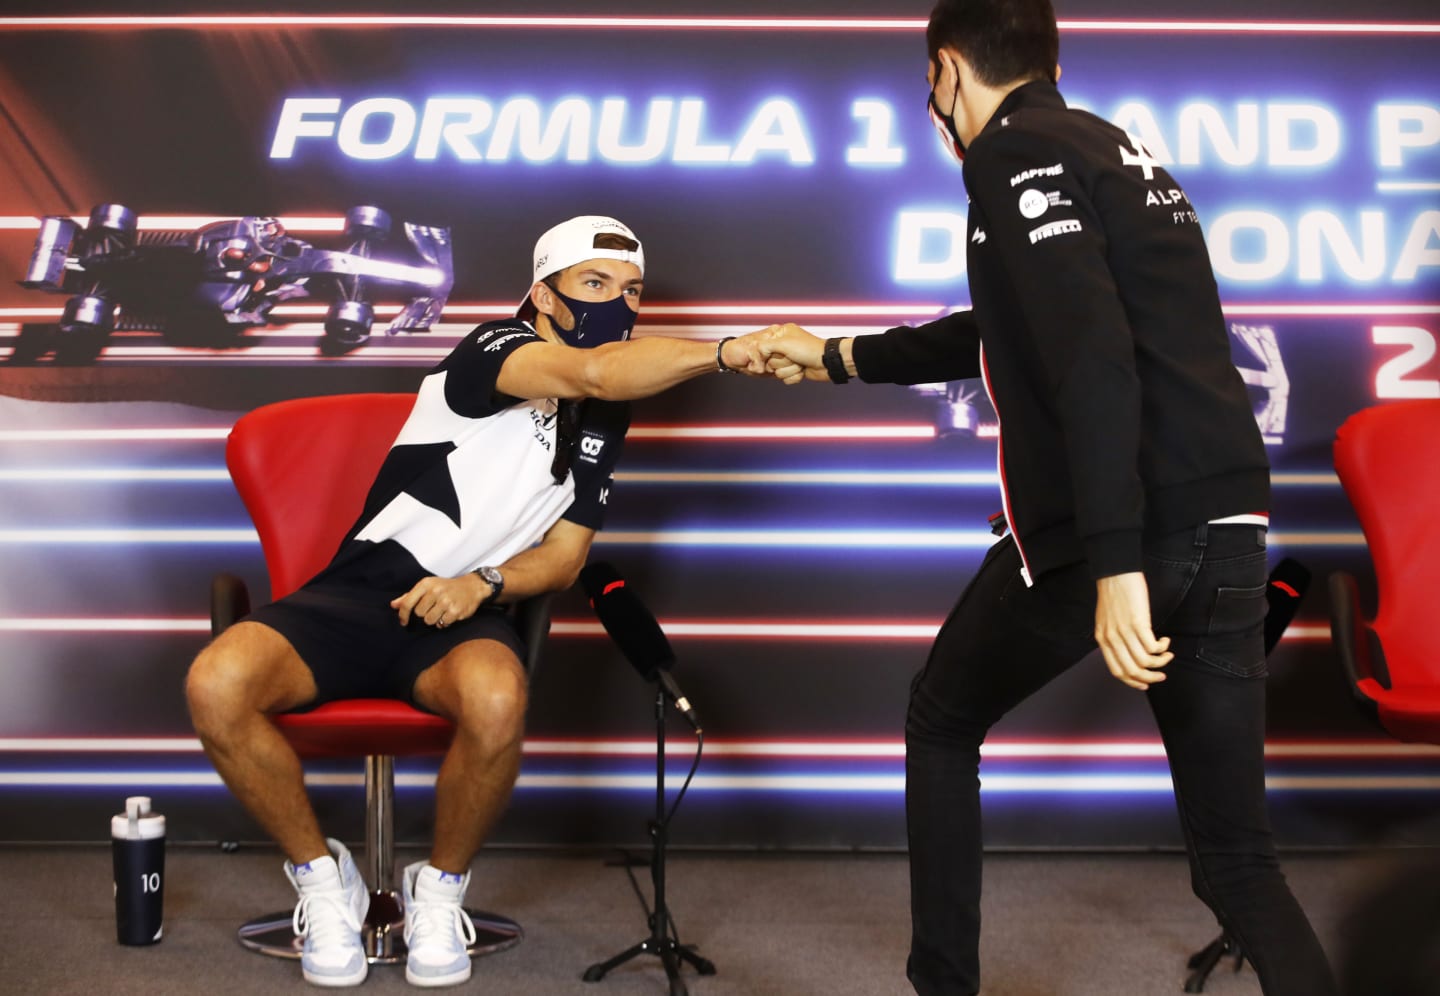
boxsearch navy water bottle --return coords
[111,796,166,945]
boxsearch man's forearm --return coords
[486,542,586,603]
[580,336,741,400]
[850,312,981,385]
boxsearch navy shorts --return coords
[242,583,527,711]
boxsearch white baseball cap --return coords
[531,215,645,283]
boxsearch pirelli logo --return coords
[1028,219,1082,244]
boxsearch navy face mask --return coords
[549,287,636,348]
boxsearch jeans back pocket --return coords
[1196,583,1269,678]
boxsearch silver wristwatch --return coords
[474,565,504,605]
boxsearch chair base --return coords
[238,888,523,965]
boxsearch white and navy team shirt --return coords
[313,320,630,593]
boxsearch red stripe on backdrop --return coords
[3,302,1439,319]
[0,17,1434,34]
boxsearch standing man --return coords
[187,216,770,988]
[759,3,1338,994]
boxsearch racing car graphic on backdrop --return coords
[19,204,452,354]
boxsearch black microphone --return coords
[1263,557,1311,656]
[580,561,701,733]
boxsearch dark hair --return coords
[517,231,641,321]
[592,232,639,254]
[927,0,1059,88]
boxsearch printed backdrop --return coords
[1,5,1437,849]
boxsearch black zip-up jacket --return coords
[852,81,1269,582]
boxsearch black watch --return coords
[474,565,504,604]
[821,337,851,384]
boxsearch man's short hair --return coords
[927,0,1059,89]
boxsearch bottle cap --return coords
[111,796,166,840]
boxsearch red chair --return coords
[1330,399,1440,745]
[211,392,550,965]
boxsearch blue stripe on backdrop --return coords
[4,741,1436,846]
[5,756,1440,794]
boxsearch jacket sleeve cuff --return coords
[1083,530,1144,580]
[850,327,906,385]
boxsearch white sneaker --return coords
[284,838,371,987]
[402,861,477,987]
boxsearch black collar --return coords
[976,79,1067,143]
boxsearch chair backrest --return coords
[227,393,414,601]
[1333,399,1440,685]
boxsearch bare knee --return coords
[447,659,528,746]
[187,641,246,735]
[186,624,312,736]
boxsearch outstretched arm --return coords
[496,333,769,402]
[759,313,982,386]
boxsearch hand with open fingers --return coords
[1094,571,1174,690]
[390,573,489,628]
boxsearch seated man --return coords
[186,216,768,988]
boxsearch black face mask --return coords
[549,288,636,348]
[927,73,967,163]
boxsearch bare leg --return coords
[185,621,329,865]
[411,642,528,874]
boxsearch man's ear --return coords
[530,279,574,334]
[1054,63,1063,84]
[936,47,962,87]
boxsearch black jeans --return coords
[904,524,1338,996]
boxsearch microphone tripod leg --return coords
[675,943,716,975]
[582,940,647,982]
[584,688,716,991]
[659,945,687,996]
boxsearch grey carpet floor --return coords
[0,845,1424,996]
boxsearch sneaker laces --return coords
[406,896,477,952]
[293,889,363,950]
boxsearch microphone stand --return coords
[582,687,715,995]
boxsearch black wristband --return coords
[821,337,850,384]
[716,336,741,373]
